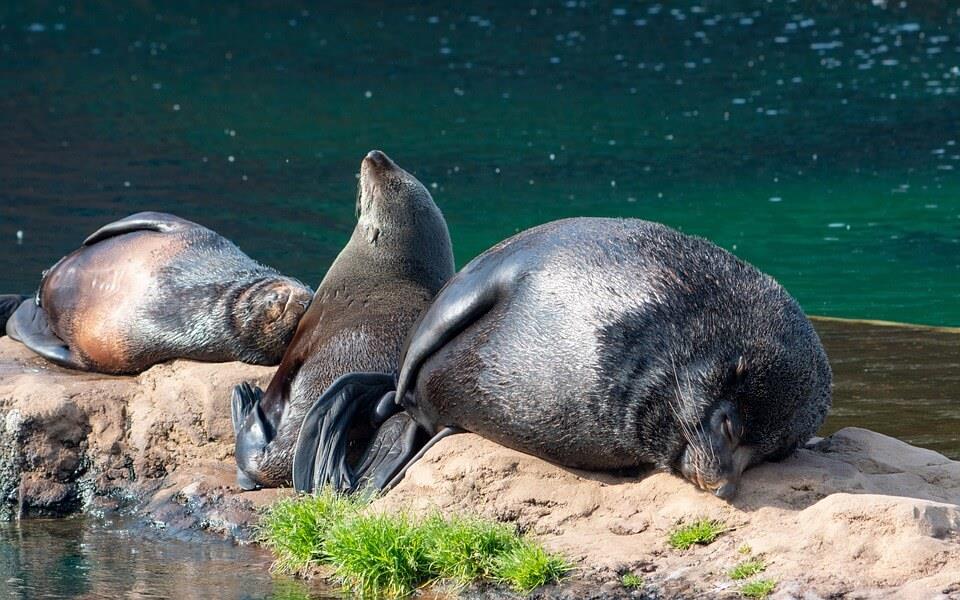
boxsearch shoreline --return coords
[1,334,959,597]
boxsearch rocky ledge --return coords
[0,336,958,598]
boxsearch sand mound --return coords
[1,336,958,597]
[375,430,960,598]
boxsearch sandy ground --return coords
[1,336,958,598]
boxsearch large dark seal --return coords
[5,212,312,375]
[293,217,832,500]
[231,150,455,490]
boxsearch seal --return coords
[5,212,312,375]
[293,217,832,500]
[231,150,456,490]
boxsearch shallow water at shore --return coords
[0,515,340,599]
[816,318,960,460]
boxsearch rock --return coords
[373,430,960,598]
[2,335,959,597]
[0,337,282,535]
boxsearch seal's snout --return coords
[714,481,737,500]
[363,149,396,171]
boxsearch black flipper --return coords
[5,300,85,370]
[393,252,521,404]
[351,412,425,493]
[292,372,396,493]
[382,426,463,492]
[83,211,193,246]
[231,382,269,490]
[0,295,25,335]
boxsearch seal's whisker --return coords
[684,367,716,467]
[668,357,699,454]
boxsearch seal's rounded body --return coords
[6,212,311,375]
[232,150,455,489]
[295,218,831,499]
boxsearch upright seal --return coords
[294,218,832,500]
[5,212,312,374]
[232,150,455,489]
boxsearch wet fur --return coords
[10,213,311,374]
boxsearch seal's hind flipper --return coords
[5,300,85,370]
[382,426,463,492]
[292,372,395,493]
[83,211,193,246]
[352,413,425,493]
[0,295,25,335]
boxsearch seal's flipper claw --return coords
[82,211,192,246]
[292,372,395,493]
[0,295,25,335]
[231,382,264,434]
[6,300,85,370]
[382,426,463,492]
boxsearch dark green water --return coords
[1,1,958,325]
[0,516,337,599]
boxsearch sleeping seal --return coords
[5,212,312,374]
[293,217,832,500]
[231,150,455,489]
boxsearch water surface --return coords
[0,0,958,325]
[0,515,336,599]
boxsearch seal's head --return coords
[664,323,830,501]
[669,356,754,500]
[350,150,454,293]
[232,277,312,364]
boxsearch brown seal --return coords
[5,212,312,375]
[231,150,456,489]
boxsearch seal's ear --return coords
[725,354,748,390]
[735,355,748,382]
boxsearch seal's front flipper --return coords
[231,382,270,490]
[292,372,396,493]
[83,211,193,246]
[5,300,85,370]
[0,295,25,335]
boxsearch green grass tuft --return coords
[258,491,570,597]
[420,514,522,583]
[257,489,366,575]
[325,512,427,598]
[667,518,727,550]
[493,540,571,593]
[737,544,752,555]
[740,578,777,599]
[621,573,644,589]
[729,558,766,580]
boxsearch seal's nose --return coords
[714,481,738,500]
[364,149,395,170]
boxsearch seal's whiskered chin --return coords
[677,441,754,500]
